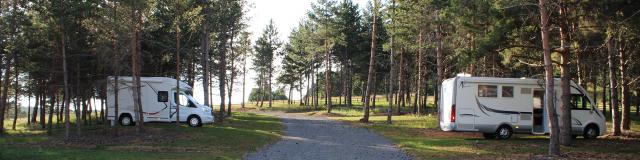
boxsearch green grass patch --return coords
[1,112,283,160]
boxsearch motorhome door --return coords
[532,90,545,134]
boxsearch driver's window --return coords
[174,93,189,106]
[570,94,592,110]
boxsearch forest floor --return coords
[0,112,283,160]
[246,98,640,160]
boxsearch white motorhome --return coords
[439,75,605,139]
[107,76,214,127]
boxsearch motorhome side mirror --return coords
[158,91,169,102]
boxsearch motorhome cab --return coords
[107,76,214,127]
[439,75,606,139]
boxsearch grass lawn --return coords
[250,97,640,159]
[1,112,282,160]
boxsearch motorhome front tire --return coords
[583,124,599,139]
[188,115,202,127]
[120,114,134,126]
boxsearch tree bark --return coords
[47,91,55,135]
[200,0,211,114]
[218,32,227,121]
[539,0,560,155]
[619,37,630,130]
[12,65,18,130]
[361,1,378,123]
[325,36,332,113]
[131,1,144,134]
[27,91,31,126]
[175,12,181,126]
[558,2,572,146]
[602,67,607,116]
[607,27,621,136]
[241,53,246,108]
[416,29,424,115]
[435,13,444,118]
[75,65,82,135]
[227,31,235,117]
[388,1,396,123]
[0,55,12,136]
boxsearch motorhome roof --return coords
[108,76,192,90]
[451,76,568,85]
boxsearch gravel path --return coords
[245,111,412,160]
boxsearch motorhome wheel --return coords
[188,116,202,127]
[496,126,513,140]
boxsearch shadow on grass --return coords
[0,112,283,160]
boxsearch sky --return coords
[193,0,370,105]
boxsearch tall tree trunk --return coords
[313,55,319,110]
[200,0,211,114]
[388,2,396,123]
[27,91,31,126]
[325,37,332,113]
[268,67,273,108]
[241,54,246,108]
[398,49,405,114]
[347,60,352,108]
[619,37,630,130]
[416,29,424,115]
[56,93,61,124]
[227,31,235,117]
[175,12,181,126]
[131,1,144,134]
[558,2,572,146]
[59,0,71,139]
[602,67,607,116]
[32,89,39,124]
[47,91,55,135]
[607,27,621,136]
[361,1,378,123]
[12,66,19,130]
[40,92,45,129]
[636,90,639,116]
[435,10,444,119]
[0,56,12,136]
[539,0,560,155]
[75,66,81,135]
[110,3,119,135]
[218,32,227,121]
[288,84,293,108]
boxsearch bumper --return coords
[201,114,215,123]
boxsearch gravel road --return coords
[245,112,412,160]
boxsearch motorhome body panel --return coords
[106,76,214,124]
[439,78,456,131]
[440,76,605,136]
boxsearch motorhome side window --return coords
[502,86,514,98]
[570,94,592,110]
[478,85,498,97]
[157,91,168,102]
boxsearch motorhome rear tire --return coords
[119,114,134,126]
[583,124,599,139]
[495,125,513,140]
[188,115,202,127]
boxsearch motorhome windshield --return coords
[185,94,201,105]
